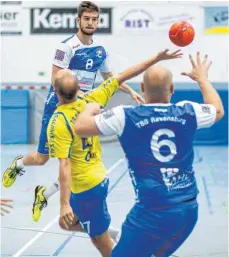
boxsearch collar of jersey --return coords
[56,100,78,109]
[142,103,172,106]
[76,34,94,46]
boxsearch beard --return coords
[79,24,97,36]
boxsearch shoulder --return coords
[92,38,109,54]
[54,34,79,53]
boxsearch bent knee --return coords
[36,154,49,165]
[91,231,112,245]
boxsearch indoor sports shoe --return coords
[2,155,25,187]
[32,185,48,222]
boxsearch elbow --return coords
[215,107,225,122]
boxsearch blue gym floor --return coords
[1,143,228,257]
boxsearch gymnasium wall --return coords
[0,1,228,145]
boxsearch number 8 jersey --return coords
[95,101,217,209]
[53,34,111,92]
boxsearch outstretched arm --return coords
[101,71,144,104]
[115,49,182,85]
[75,49,183,136]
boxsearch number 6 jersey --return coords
[53,34,111,92]
[95,101,217,209]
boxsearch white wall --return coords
[1,1,228,84]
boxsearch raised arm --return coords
[181,52,224,122]
[75,49,183,136]
[101,71,144,104]
[115,49,183,85]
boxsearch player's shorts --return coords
[70,178,111,238]
[111,199,198,257]
[37,86,59,155]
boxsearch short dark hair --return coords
[78,1,100,18]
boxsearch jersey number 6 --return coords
[151,129,177,163]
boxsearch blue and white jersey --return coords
[52,34,111,92]
[95,101,216,209]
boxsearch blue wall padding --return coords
[171,89,228,145]
[1,90,29,144]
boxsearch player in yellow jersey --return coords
[47,49,183,257]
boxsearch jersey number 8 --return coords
[86,59,93,70]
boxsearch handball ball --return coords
[169,21,195,47]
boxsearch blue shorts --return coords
[70,178,111,238]
[111,200,198,257]
[37,87,58,155]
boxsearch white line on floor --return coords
[12,216,59,257]
[107,158,125,175]
[12,157,125,257]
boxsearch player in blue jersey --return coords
[74,52,225,257]
[2,1,143,222]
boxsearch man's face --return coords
[77,11,99,35]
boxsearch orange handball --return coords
[169,21,195,47]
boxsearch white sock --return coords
[16,157,24,169]
[43,181,60,198]
[108,226,120,244]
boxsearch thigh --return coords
[112,224,167,257]
[70,179,111,238]
[155,205,198,257]
[111,205,169,257]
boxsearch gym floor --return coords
[1,143,228,257]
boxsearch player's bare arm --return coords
[59,158,74,230]
[51,65,64,86]
[75,48,183,137]
[115,49,182,85]
[101,71,144,104]
[181,52,224,122]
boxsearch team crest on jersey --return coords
[96,49,103,58]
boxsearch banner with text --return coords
[30,8,112,34]
[114,4,202,36]
[0,1,22,35]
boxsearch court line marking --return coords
[12,158,125,257]
[202,176,214,215]
[12,216,59,257]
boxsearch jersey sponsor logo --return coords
[30,8,112,34]
[154,108,168,112]
[73,44,80,49]
[46,91,55,105]
[201,105,211,114]
[49,114,58,157]
[75,52,89,57]
[102,109,115,119]
[54,49,65,61]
